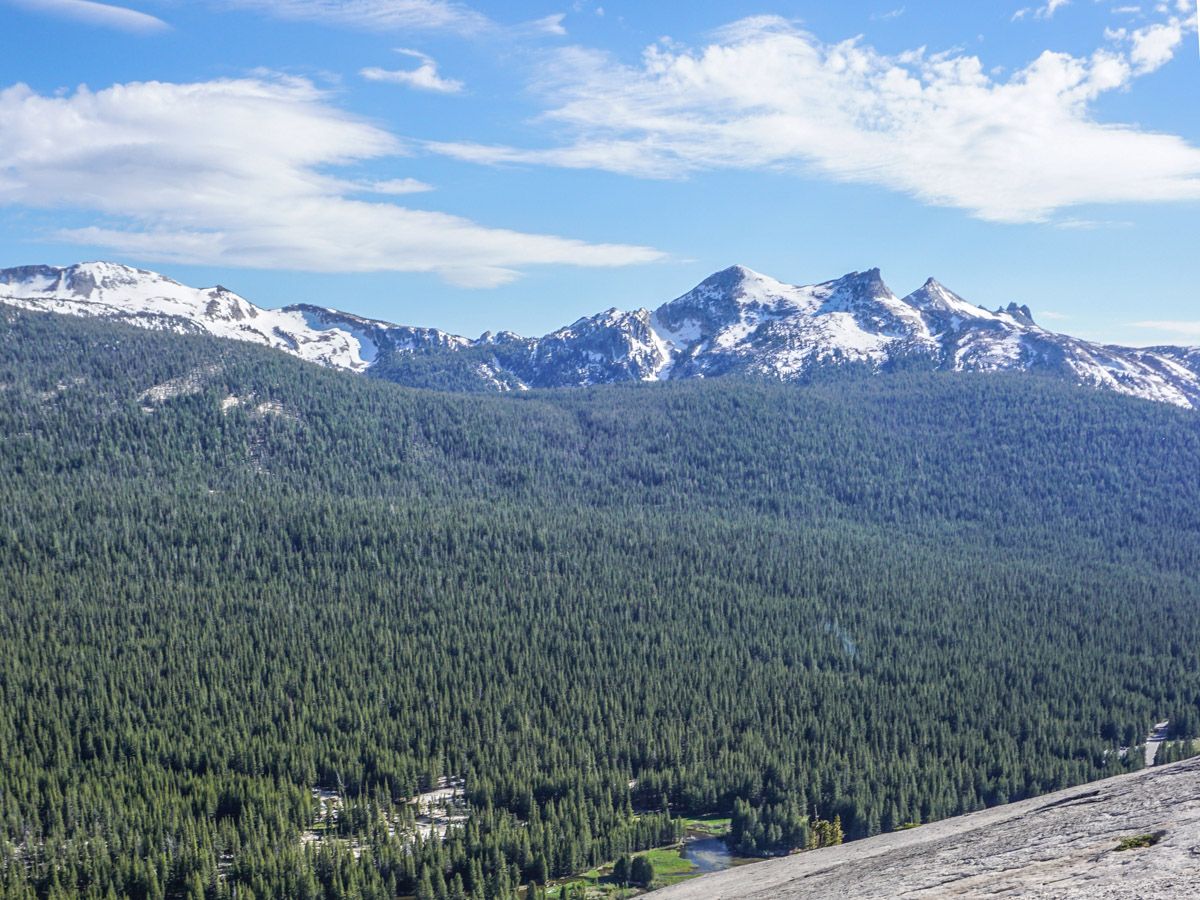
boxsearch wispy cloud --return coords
[1054,217,1134,229]
[361,177,434,195]
[215,1,569,39]
[361,49,464,94]
[0,77,662,287]
[523,13,567,36]
[429,13,1200,224]
[7,0,168,33]
[1013,0,1071,22]
[217,0,491,34]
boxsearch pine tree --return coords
[629,856,654,888]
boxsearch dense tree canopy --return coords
[0,308,1198,898]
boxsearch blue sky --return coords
[1,0,1197,344]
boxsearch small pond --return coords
[682,836,734,875]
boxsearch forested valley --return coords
[1,307,1199,899]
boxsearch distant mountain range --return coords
[3,261,1198,407]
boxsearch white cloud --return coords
[218,1,572,39]
[526,13,567,36]
[362,177,434,194]
[1054,217,1133,229]
[217,0,490,34]
[7,0,168,33]
[1128,20,1187,70]
[1106,4,1195,72]
[0,78,662,286]
[361,49,464,93]
[1013,0,1071,21]
[430,15,1200,224]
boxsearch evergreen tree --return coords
[629,856,654,888]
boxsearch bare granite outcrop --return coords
[655,756,1200,898]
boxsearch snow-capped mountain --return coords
[0,262,378,372]
[3,261,1199,408]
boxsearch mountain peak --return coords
[72,260,154,276]
[829,267,890,294]
[717,263,769,278]
[819,268,898,309]
[69,260,170,288]
[658,266,803,323]
[721,264,758,277]
[0,261,183,303]
[1002,302,1036,326]
[691,264,770,293]
[689,265,890,304]
[902,277,990,320]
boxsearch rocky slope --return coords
[4,261,1199,407]
[657,755,1200,899]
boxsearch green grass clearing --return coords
[640,846,695,877]
[681,816,732,836]
[546,845,703,896]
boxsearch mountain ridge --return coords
[3,260,1199,407]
